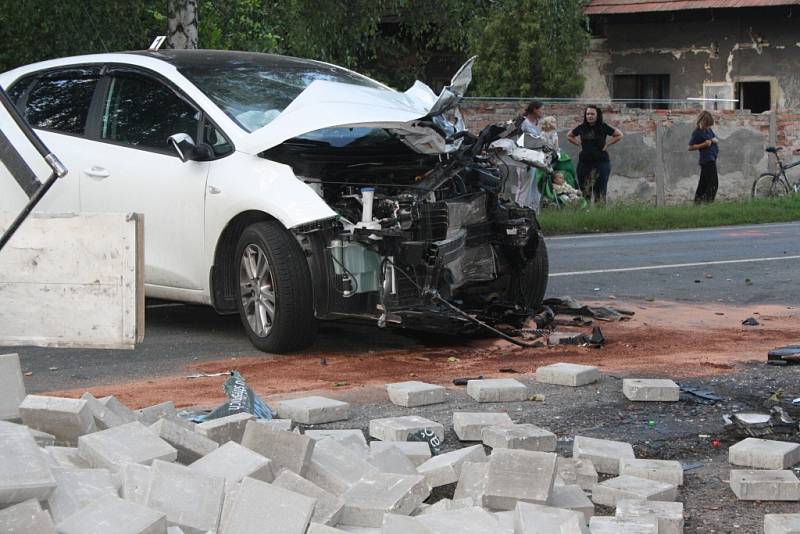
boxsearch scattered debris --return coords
[197,371,273,422]
[406,428,443,456]
[723,406,798,438]
[447,356,460,363]
[184,372,228,379]
[678,384,722,404]
[529,394,546,402]
[453,376,483,386]
[543,296,633,322]
[498,368,520,373]
[767,345,800,366]
[741,317,760,326]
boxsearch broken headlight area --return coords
[270,121,551,336]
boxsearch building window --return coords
[736,81,771,113]
[613,74,670,109]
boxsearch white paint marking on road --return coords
[550,255,800,277]
[546,221,800,241]
[145,303,185,309]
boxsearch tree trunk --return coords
[167,0,198,50]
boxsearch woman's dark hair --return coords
[525,100,543,116]
[583,105,604,126]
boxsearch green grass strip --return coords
[537,195,800,235]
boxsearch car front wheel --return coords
[235,220,317,352]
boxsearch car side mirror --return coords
[168,133,214,162]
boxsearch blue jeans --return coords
[577,160,611,203]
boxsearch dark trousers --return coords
[577,160,611,203]
[695,161,718,203]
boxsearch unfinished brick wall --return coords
[460,100,795,203]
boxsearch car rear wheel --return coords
[235,220,317,352]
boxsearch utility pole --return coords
[167,0,198,50]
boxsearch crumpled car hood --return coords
[239,57,476,156]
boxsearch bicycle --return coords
[751,146,800,198]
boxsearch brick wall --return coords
[459,100,796,203]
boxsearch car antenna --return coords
[149,36,167,51]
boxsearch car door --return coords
[79,68,210,290]
[0,67,102,214]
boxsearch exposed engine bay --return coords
[264,118,556,336]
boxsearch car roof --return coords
[124,49,340,71]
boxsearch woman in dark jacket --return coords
[567,105,624,203]
[688,110,719,203]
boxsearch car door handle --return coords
[83,166,111,179]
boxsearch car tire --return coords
[509,237,549,309]
[234,220,317,352]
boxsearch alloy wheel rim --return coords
[239,244,276,337]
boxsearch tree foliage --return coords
[469,0,590,97]
[0,0,589,97]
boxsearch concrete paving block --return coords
[277,396,349,424]
[622,379,679,402]
[0,354,26,421]
[573,436,635,475]
[273,468,344,526]
[44,446,90,469]
[240,420,315,476]
[370,441,431,467]
[514,502,589,534]
[340,472,429,527]
[453,461,489,504]
[616,499,684,534]
[337,526,382,533]
[47,467,117,524]
[80,392,130,430]
[78,421,177,471]
[146,459,225,533]
[416,444,487,488]
[0,499,56,534]
[547,484,594,523]
[55,494,166,534]
[121,463,151,505]
[729,437,800,470]
[306,429,367,446]
[150,418,219,465]
[253,418,293,431]
[167,528,185,534]
[195,412,254,444]
[308,432,370,460]
[137,401,178,426]
[452,412,513,441]
[98,395,140,424]
[729,469,800,501]
[557,457,598,491]
[308,524,350,533]
[18,395,95,446]
[368,445,418,475]
[588,516,658,533]
[466,379,528,403]
[220,476,315,534]
[305,436,378,495]
[381,514,433,533]
[591,476,677,507]
[27,427,56,447]
[536,363,601,387]
[494,509,515,531]
[482,423,557,452]
[0,421,57,505]
[415,498,473,516]
[483,449,557,511]
[764,514,800,534]
[620,458,684,486]
[189,441,273,489]
[368,416,444,442]
[415,506,511,533]
[386,381,446,407]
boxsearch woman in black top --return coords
[567,106,624,203]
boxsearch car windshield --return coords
[178,58,389,132]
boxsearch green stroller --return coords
[537,153,587,209]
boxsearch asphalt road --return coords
[11,221,800,392]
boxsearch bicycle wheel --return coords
[752,173,790,198]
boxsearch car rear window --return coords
[24,68,101,135]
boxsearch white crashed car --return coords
[0,50,550,352]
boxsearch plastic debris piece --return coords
[196,371,273,422]
[407,427,443,456]
[453,376,483,386]
[741,317,760,326]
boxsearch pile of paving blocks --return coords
[2,353,800,533]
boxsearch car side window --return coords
[101,72,199,152]
[202,121,233,157]
[24,68,101,135]
[5,74,36,107]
